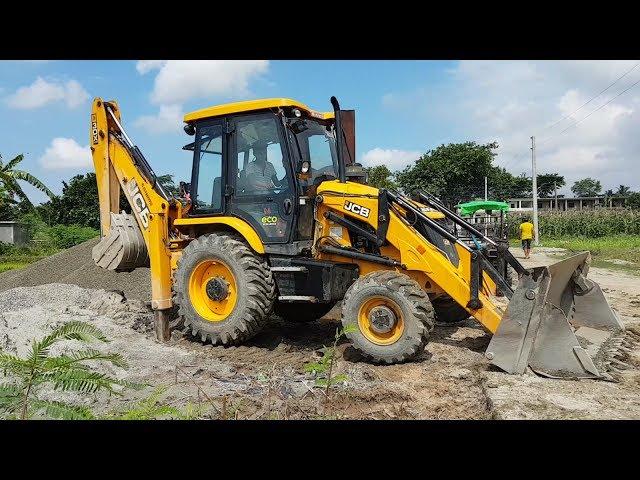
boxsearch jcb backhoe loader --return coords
[89,96,634,380]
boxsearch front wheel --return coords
[173,233,276,345]
[341,271,434,364]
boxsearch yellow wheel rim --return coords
[188,259,237,322]
[357,297,404,345]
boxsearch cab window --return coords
[235,116,289,196]
[192,123,223,212]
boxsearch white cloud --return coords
[136,60,165,74]
[39,138,92,170]
[360,148,421,170]
[133,60,269,135]
[134,104,184,134]
[382,60,640,192]
[137,60,269,105]
[6,77,89,109]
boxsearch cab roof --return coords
[184,98,335,123]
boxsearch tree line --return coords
[0,151,179,230]
[1,141,639,232]
[364,141,640,209]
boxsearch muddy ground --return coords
[0,244,639,419]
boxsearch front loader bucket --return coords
[486,252,632,380]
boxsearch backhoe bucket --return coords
[486,252,631,380]
[92,213,149,271]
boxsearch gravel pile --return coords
[0,238,151,303]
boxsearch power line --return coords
[538,75,640,147]
[500,151,528,173]
[501,62,640,172]
[537,62,640,135]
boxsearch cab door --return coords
[189,119,226,215]
[227,112,296,244]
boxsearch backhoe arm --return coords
[89,98,174,313]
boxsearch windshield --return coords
[288,117,339,188]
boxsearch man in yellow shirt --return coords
[519,218,534,259]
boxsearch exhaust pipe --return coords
[486,252,632,380]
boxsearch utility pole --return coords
[531,136,539,245]
[484,176,488,236]
[554,181,558,211]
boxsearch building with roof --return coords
[507,195,628,212]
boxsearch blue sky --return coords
[1,60,639,204]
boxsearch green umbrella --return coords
[456,200,509,216]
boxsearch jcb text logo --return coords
[344,201,370,218]
[128,178,150,229]
[91,114,98,145]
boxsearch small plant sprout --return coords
[304,324,358,396]
[104,385,208,420]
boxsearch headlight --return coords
[293,108,302,118]
[301,161,310,173]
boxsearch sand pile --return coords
[0,238,151,302]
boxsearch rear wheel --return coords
[273,302,335,322]
[341,271,434,364]
[432,296,470,326]
[173,233,276,345]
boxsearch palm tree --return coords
[0,153,55,206]
[616,185,631,196]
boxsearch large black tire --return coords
[432,296,470,326]
[341,271,435,364]
[174,233,276,345]
[273,302,335,323]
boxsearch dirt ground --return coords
[0,244,639,419]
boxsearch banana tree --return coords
[0,153,55,206]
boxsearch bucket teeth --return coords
[599,369,618,382]
[610,359,631,370]
[627,331,640,341]
[92,213,149,271]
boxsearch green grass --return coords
[510,235,640,274]
[0,249,61,273]
[0,261,33,273]
[0,223,98,275]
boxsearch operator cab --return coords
[182,98,352,253]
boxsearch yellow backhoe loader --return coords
[89,96,634,380]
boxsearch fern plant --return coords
[0,321,137,420]
[104,385,207,420]
[304,325,357,396]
